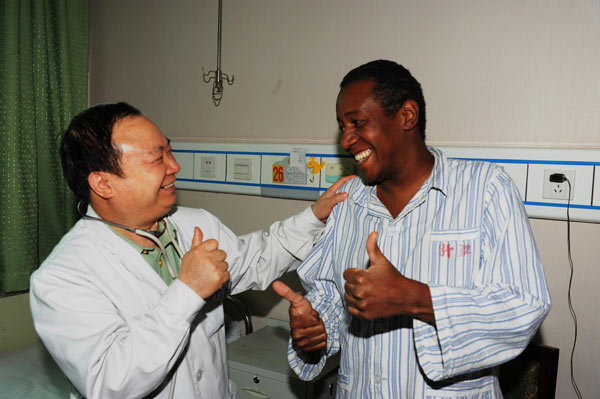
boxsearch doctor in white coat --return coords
[30,102,352,399]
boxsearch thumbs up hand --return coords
[179,227,230,299]
[272,281,327,352]
[343,232,434,322]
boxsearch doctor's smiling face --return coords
[108,115,180,229]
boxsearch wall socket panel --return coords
[192,152,226,182]
[542,169,576,200]
[173,143,600,223]
[200,156,216,178]
[525,162,594,223]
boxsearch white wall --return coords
[90,1,600,397]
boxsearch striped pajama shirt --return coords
[288,148,551,398]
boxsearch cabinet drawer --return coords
[229,368,307,399]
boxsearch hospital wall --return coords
[88,1,600,397]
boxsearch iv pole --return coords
[203,0,234,106]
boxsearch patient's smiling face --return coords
[337,80,405,186]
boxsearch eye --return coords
[351,119,365,128]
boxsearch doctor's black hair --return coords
[340,60,427,139]
[60,102,141,200]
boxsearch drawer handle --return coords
[242,387,270,398]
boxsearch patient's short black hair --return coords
[341,60,427,139]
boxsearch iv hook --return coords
[203,0,234,106]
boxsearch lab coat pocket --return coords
[199,286,228,337]
[200,309,224,337]
[428,228,480,287]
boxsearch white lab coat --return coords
[30,206,322,399]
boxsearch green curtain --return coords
[0,0,89,293]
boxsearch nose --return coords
[340,127,358,151]
[166,152,181,174]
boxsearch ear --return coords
[399,99,419,131]
[88,172,115,199]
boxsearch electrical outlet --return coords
[542,169,576,200]
[200,156,216,178]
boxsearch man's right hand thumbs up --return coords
[272,281,327,352]
[179,227,229,299]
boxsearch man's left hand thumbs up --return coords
[343,232,436,324]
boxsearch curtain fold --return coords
[0,0,89,293]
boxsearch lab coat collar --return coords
[82,206,169,294]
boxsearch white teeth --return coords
[354,149,373,163]
[162,183,174,189]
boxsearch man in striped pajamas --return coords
[273,60,551,398]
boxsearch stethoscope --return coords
[78,201,184,397]
[78,201,184,280]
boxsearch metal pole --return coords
[217,0,222,73]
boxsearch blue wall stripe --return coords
[175,180,600,207]
[524,201,600,210]
[451,157,600,166]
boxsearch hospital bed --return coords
[0,341,70,398]
[0,293,71,398]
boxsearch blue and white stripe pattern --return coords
[288,148,551,398]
